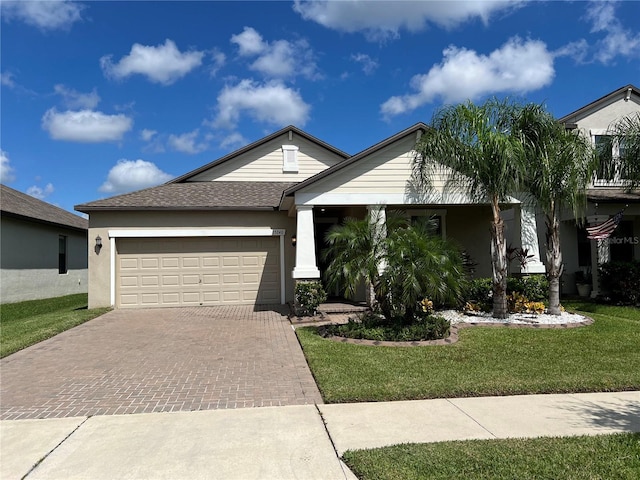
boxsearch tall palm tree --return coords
[515,104,597,314]
[414,98,526,318]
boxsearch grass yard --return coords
[296,302,640,402]
[0,294,110,358]
[343,433,640,480]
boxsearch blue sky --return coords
[1,0,639,215]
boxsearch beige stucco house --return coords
[76,84,639,309]
[1,184,88,303]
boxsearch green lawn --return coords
[296,302,640,402]
[0,294,110,358]
[343,433,640,480]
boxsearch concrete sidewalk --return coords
[2,391,639,480]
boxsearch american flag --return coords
[586,210,625,240]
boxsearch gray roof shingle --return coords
[75,182,296,212]
[1,184,88,231]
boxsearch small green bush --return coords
[599,260,640,305]
[321,312,450,342]
[507,275,548,302]
[464,275,549,310]
[295,281,327,316]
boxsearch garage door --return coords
[116,237,280,308]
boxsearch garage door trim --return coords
[108,228,286,306]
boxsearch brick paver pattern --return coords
[0,306,323,420]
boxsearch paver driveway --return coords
[0,306,322,420]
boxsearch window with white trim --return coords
[282,145,299,173]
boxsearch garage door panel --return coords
[117,237,280,308]
[162,275,179,286]
[202,274,219,285]
[162,258,179,269]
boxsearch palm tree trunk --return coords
[545,213,563,315]
[490,199,508,319]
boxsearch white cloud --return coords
[99,159,173,194]
[209,49,226,76]
[1,150,16,183]
[220,132,248,150]
[168,129,209,154]
[1,72,16,88]
[230,27,319,79]
[381,37,554,117]
[213,80,311,129]
[231,27,266,56]
[585,1,640,64]
[1,0,84,31]
[351,53,379,75]
[27,183,54,200]
[54,84,100,109]
[42,108,133,143]
[293,0,525,41]
[100,39,204,85]
[554,40,589,63]
[140,129,157,141]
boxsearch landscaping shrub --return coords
[599,260,640,305]
[507,275,548,301]
[464,275,549,312]
[321,311,450,342]
[295,281,327,316]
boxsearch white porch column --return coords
[292,205,320,279]
[516,203,545,274]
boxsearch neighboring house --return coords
[76,85,639,310]
[558,84,640,297]
[1,184,88,303]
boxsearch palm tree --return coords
[322,212,465,323]
[515,104,597,314]
[414,98,526,318]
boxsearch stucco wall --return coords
[87,210,296,308]
[0,216,88,303]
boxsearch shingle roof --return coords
[1,184,88,231]
[75,181,296,212]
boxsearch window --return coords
[58,235,67,274]
[282,145,299,173]
[409,209,446,238]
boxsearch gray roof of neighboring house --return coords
[75,181,297,212]
[169,125,350,183]
[558,84,640,125]
[1,184,88,231]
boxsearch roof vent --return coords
[282,145,299,173]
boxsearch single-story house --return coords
[76,84,639,309]
[1,184,88,303]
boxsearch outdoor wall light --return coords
[95,235,102,253]
[291,235,297,247]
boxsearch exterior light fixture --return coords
[95,235,103,254]
[291,235,297,247]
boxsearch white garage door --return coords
[116,237,280,308]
